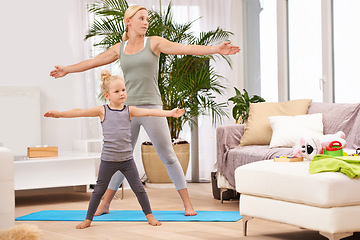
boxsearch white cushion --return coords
[268,113,323,148]
[235,159,360,208]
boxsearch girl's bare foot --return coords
[94,203,110,216]
[146,213,161,226]
[76,219,92,229]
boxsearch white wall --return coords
[0,0,90,152]
[0,0,246,181]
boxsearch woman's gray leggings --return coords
[107,105,187,191]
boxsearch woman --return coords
[50,5,240,216]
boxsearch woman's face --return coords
[127,9,149,35]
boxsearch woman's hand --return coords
[171,108,185,118]
[217,41,241,55]
[44,110,61,118]
[50,65,68,79]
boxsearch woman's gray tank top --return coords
[101,105,133,161]
[119,37,162,106]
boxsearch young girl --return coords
[44,70,185,229]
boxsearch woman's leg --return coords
[137,106,196,215]
[95,115,142,216]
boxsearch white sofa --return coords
[235,159,360,240]
[217,101,360,239]
[0,147,15,229]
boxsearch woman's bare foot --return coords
[184,204,197,216]
[94,189,117,216]
[178,188,197,216]
[94,203,110,216]
[146,213,161,226]
[76,219,92,229]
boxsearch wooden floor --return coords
[14,183,359,240]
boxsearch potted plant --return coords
[86,0,233,183]
[228,87,265,124]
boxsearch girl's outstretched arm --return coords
[44,106,104,120]
[129,107,185,119]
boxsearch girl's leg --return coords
[78,160,119,228]
[95,118,141,215]
[120,159,160,226]
[137,106,196,216]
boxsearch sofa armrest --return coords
[216,124,245,170]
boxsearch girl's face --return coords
[127,9,149,35]
[104,79,127,105]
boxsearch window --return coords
[333,0,360,103]
[260,0,278,102]
[261,0,360,103]
[288,0,322,101]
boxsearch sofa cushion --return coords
[268,113,323,148]
[307,102,360,149]
[239,99,312,147]
[235,160,360,208]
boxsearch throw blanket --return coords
[309,155,360,178]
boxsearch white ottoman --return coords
[235,159,360,240]
[0,147,15,229]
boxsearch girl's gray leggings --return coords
[86,159,151,221]
[107,105,187,191]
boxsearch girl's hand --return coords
[44,111,61,118]
[217,41,241,55]
[50,65,68,79]
[171,108,185,118]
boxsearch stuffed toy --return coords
[293,137,322,161]
[293,131,347,160]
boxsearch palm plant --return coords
[228,87,265,124]
[86,0,233,139]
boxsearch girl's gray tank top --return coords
[119,37,162,106]
[101,105,133,161]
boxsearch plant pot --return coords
[141,142,190,183]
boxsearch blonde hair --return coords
[122,5,147,41]
[100,70,124,94]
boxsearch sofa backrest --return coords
[307,102,360,149]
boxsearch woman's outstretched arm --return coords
[50,43,121,79]
[151,36,240,56]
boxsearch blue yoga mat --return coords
[16,210,242,222]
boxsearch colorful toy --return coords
[318,131,346,152]
[322,140,344,156]
[274,155,303,162]
[293,137,322,161]
[350,148,360,156]
[293,131,348,160]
